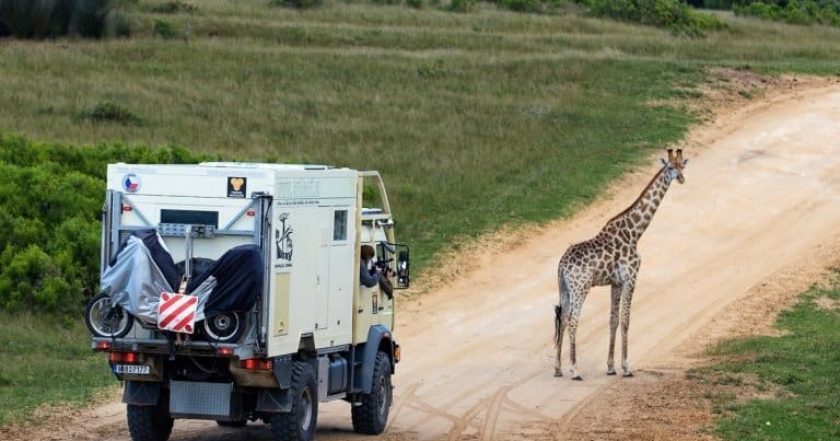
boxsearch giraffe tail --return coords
[555,268,570,348]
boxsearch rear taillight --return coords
[240,359,273,370]
[217,347,234,357]
[109,351,139,363]
[95,341,112,351]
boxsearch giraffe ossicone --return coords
[554,149,687,380]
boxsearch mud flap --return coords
[271,354,293,389]
[123,381,162,406]
[256,388,292,413]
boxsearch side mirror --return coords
[396,247,410,289]
[377,242,410,289]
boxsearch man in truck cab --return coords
[360,244,381,288]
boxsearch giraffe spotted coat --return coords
[554,149,687,380]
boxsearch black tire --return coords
[126,393,173,441]
[352,351,392,435]
[217,419,247,427]
[269,361,318,441]
[85,293,133,338]
[201,312,244,343]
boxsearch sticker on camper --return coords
[274,213,293,269]
[157,292,197,334]
[122,174,141,193]
[227,177,247,198]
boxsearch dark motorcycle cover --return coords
[187,244,263,317]
[101,229,262,323]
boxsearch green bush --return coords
[448,0,476,12]
[0,0,131,39]
[76,101,143,125]
[494,0,563,13]
[733,1,840,27]
[407,0,424,8]
[153,18,178,38]
[270,0,325,9]
[0,135,209,314]
[576,0,726,37]
[149,0,197,14]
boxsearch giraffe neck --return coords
[606,167,673,245]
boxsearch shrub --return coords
[153,18,178,38]
[495,0,564,13]
[270,0,325,9]
[576,0,726,37]
[150,0,198,14]
[76,101,143,125]
[0,0,132,39]
[407,0,424,8]
[448,0,476,12]
[0,135,210,314]
[733,1,840,27]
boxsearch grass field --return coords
[693,276,840,441]
[0,313,114,426]
[3,1,840,269]
[2,0,840,426]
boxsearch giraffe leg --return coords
[568,308,583,381]
[607,284,620,376]
[554,305,566,377]
[620,281,636,378]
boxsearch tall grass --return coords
[2,1,840,272]
[0,0,130,38]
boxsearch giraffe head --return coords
[660,148,688,184]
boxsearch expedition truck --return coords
[85,163,409,441]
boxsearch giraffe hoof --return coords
[572,375,583,381]
[554,370,563,378]
[622,371,634,378]
[606,369,617,376]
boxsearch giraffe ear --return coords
[682,159,689,166]
[660,158,668,167]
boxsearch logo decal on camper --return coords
[275,213,293,268]
[123,174,141,193]
[227,177,247,198]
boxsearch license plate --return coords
[113,364,150,375]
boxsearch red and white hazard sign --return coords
[157,292,197,334]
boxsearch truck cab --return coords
[86,163,408,441]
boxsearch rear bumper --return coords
[91,337,256,358]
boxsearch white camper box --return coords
[89,162,407,441]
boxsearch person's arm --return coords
[360,262,380,288]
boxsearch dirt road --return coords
[14,84,840,441]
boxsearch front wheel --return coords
[352,351,393,435]
[126,392,173,441]
[269,361,318,441]
[85,293,133,338]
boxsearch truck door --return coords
[315,207,331,331]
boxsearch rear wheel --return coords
[126,392,173,441]
[269,361,318,441]
[85,293,132,338]
[352,351,392,435]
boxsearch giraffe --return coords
[554,149,688,380]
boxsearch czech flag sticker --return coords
[123,174,141,193]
